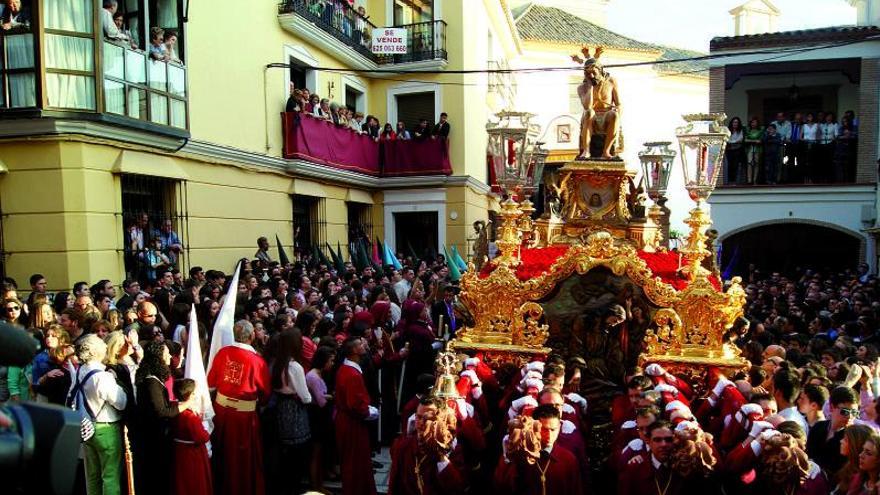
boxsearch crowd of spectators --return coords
[724,110,859,186]
[285,83,451,143]
[4,234,880,494]
[0,235,464,494]
[300,0,373,49]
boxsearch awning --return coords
[112,150,189,180]
[346,188,374,204]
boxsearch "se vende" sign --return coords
[371,28,408,54]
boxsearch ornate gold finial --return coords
[518,199,536,247]
[679,205,712,281]
[495,198,524,267]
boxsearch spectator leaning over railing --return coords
[113,11,138,48]
[349,112,365,133]
[164,30,181,63]
[396,121,411,140]
[149,26,169,61]
[380,123,396,141]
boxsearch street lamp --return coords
[675,113,730,280]
[638,141,676,249]
[676,113,730,205]
[486,110,542,199]
[638,141,675,204]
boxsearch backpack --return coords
[66,367,104,442]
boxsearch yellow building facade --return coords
[0,0,522,290]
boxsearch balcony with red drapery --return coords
[281,112,452,177]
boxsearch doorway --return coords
[720,222,861,277]
[394,211,438,259]
[395,91,435,134]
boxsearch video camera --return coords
[0,322,80,495]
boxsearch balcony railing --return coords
[281,112,451,177]
[718,138,860,187]
[277,0,447,65]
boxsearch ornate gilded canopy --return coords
[453,159,749,389]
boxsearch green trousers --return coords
[83,422,122,495]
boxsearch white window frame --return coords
[283,44,318,94]
[385,0,443,26]
[383,188,446,254]
[386,81,442,129]
[341,74,368,113]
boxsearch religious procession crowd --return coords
[1,240,880,495]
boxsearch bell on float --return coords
[431,342,462,400]
[432,372,462,400]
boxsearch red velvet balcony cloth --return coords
[381,138,452,176]
[282,112,381,176]
[282,113,452,177]
[479,246,721,291]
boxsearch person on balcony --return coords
[286,84,301,113]
[802,113,819,184]
[149,27,169,61]
[164,30,181,63]
[788,113,804,184]
[349,112,365,133]
[818,112,839,183]
[356,6,370,47]
[744,117,763,185]
[762,124,783,186]
[413,119,431,141]
[725,117,745,185]
[102,1,125,42]
[432,112,451,141]
[306,93,320,114]
[314,98,331,121]
[113,12,138,48]
[364,116,381,141]
[1,0,29,31]
[834,127,857,183]
[380,123,397,141]
[396,121,412,140]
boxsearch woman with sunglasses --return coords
[2,297,25,326]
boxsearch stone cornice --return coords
[0,118,491,196]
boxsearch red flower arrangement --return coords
[479,247,721,291]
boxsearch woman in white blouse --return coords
[801,113,820,183]
[268,330,313,493]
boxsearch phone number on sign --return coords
[373,44,408,54]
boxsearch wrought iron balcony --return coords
[277,0,447,66]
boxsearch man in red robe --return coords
[494,404,583,495]
[389,396,467,494]
[612,375,654,429]
[207,320,271,495]
[617,420,684,495]
[336,336,380,495]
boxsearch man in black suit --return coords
[431,284,459,339]
[432,112,450,140]
[806,386,859,476]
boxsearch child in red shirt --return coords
[171,379,213,495]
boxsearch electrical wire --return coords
[267,34,879,88]
[265,34,880,77]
